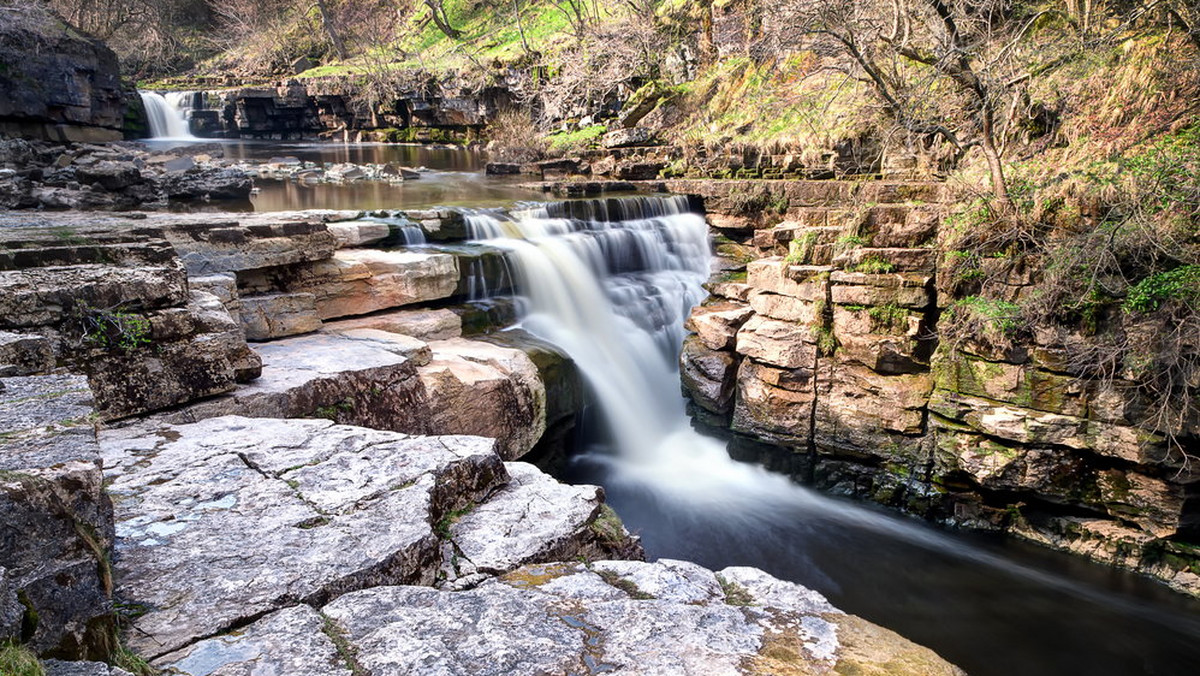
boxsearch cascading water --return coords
[466,194,1200,676]
[138,91,196,139]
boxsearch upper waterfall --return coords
[139,91,195,139]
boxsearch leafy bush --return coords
[1125,265,1200,312]
[74,303,153,352]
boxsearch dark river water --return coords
[140,138,1200,675]
[566,452,1200,676]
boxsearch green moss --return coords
[785,230,819,264]
[848,255,895,274]
[588,504,629,551]
[320,614,369,676]
[715,574,754,606]
[867,302,907,330]
[546,124,607,152]
[434,504,476,539]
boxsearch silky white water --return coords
[139,91,196,139]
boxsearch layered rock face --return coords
[0,9,131,143]
[161,78,513,140]
[679,178,1200,597]
[0,225,260,420]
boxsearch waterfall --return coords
[467,195,712,462]
[139,91,196,139]
[463,194,1168,602]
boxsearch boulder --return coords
[0,375,115,660]
[159,167,252,202]
[418,339,547,460]
[0,330,55,376]
[601,127,654,148]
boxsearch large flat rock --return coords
[297,249,459,320]
[446,463,642,582]
[100,416,507,657]
[310,560,961,676]
[166,332,432,433]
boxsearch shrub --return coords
[486,108,547,164]
[1124,265,1200,313]
[73,303,152,352]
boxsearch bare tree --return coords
[798,0,1041,209]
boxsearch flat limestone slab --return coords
[152,605,349,676]
[100,416,507,658]
[447,462,639,580]
[310,560,962,676]
[165,333,430,433]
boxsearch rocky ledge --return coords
[155,559,963,675]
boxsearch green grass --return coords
[0,642,44,676]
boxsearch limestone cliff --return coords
[678,178,1200,598]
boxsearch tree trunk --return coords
[980,107,1013,211]
[424,0,463,39]
[315,0,348,59]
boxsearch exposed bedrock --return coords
[0,376,114,660]
[148,559,963,676]
[679,180,1200,597]
[98,415,641,658]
